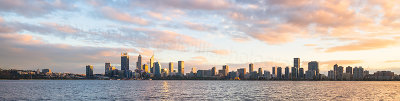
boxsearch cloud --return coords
[304,44,317,46]
[0,16,3,22]
[183,21,215,31]
[385,60,400,63]
[188,56,208,64]
[135,0,232,10]
[320,60,363,66]
[100,6,148,25]
[0,0,77,17]
[325,38,398,52]
[146,11,171,21]
[211,50,230,55]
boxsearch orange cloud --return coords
[0,33,43,45]
[325,38,398,52]
[211,49,230,55]
[304,44,317,46]
[147,11,171,21]
[385,60,400,63]
[320,60,363,65]
[101,6,148,25]
[188,56,208,64]
[183,21,213,31]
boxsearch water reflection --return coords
[161,81,170,100]
[0,80,399,100]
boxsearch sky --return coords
[0,0,400,75]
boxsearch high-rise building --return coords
[346,66,352,74]
[264,71,271,79]
[277,67,282,79]
[223,65,229,76]
[294,58,300,78]
[150,55,154,73]
[154,62,161,77]
[353,66,364,80]
[285,66,290,80]
[42,69,51,75]
[291,67,297,79]
[191,67,197,73]
[237,68,246,79]
[121,52,129,78]
[86,65,93,78]
[169,62,173,73]
[258,68,263,77]
[211,67,216,76]
[308,61,319,75]
[105,62,111,76]
[328,70,335,80]
[136,54,142,70]
[334,65,343,80]
[178,61,184,76]
[143,64,149,73]
[272,67,276,77]
[249,63,254,73]
[299,68,304,79]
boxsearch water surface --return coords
[0,80,399,100]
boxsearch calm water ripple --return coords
[0,80,399,100]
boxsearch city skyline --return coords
[1,0,400,74]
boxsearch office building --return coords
[258,68,263,77]
[150,55,154,73]
[42,69,51,75]
[346,66,352,74]
[143,64,149,73]
[154,62,161,77]
[86,65,93,78]
[264,71,271,79]
[237,68,246,79]
[121,52,130,78]
[211,67,216,76]
[136,54,142,70]
[291,67,297,79]
[328,70,334,80]
[169,62,173,73]
[249,63,254,73]
[178,61,184,76]
[299,68,304,79]
[272,67,276,78]
[308,61,319,78]
[277,67,282,79]
[334,64,343,80]
[223,65,229,76]
[294,58,300,77]
[373,71,395,80]
[105,62,111,76]
[285,66,290,79]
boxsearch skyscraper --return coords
[178,61,184,76]
[291,67,297,79]
[143,64,149,73]
[150,55,154,73]
[346,66,352,74]
[154,62,161,77]
[294,58,300,78]
[335,65,344,80]
[169,62,173,73]
[258,68,263,77]
[136,54,142,70]
[86,65,93,78]
[249,63,254,73]
[105,62,111,76]
[121,52,129,78]
[272,67,276,78]
[285,66,290,80]
[223,65,229,76]
[299,68,304,79]
[211,67,216,76]
[237,68,246,79]
[308,61,319,75]
[277,67,282,79]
